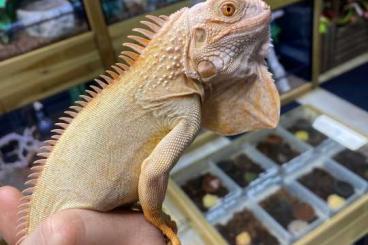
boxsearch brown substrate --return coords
[0,22,87,62]
[216,209,279,245]
[287,119,327,146]
[217,153,264,188]
[181,173,229,212]
[256,134,301,165]
[260,189,316,229]
[299,168,355,200]
[334,149,368,181]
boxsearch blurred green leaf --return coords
[0,0,6,8]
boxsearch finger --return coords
[80,210,166,245]
[0,186,22,245]
[23,209,166,245]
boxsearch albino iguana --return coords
[16,0,279,244]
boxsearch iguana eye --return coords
[221,3,236,17]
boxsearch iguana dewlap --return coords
[16,0,280,244]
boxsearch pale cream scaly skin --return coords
[16,0,280,244]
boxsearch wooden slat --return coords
[0,32,103,113]
[281,83,314,105]
[0,0,314,115]
[83,0,116,68]
[265,0,304,10]
[319,52,368,83]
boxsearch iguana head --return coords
[184,0,280,136]
[186,0,271,82]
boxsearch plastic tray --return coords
[167,105,368,245]
[172,159,241,216]
[248,177,326,243]
[289,158,367,216]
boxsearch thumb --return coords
[21,211,83,245]
[0,186,22,245]
[22,209,165,245]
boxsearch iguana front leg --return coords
[138,98,201,245]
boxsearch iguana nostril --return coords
[198,60,217,79]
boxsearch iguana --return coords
[16,0,279,244]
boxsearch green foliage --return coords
[0,0,23,44]
[270,23,281,43]
[0,0,6,8]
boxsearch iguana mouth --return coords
[232,7,270,33]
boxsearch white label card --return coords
[312,115,368,151]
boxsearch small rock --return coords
[287,220,309,235]
[235,231,252,245]
[327,194,346,210]
[202,174,222,193]
[202,194,219,209]
[243,172,258,183]
[292,203,315,222]
[294,130,309,142]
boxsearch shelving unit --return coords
[1,0,364,113]
[0,32,103,113]
[319,52,368,83]
[0,0,318,115]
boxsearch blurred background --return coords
[0,0,367,244]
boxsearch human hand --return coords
[0,186,166,245]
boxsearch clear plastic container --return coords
[290,158,367,215]
[280,106,330,148]
[0,0,88,61]
[172,159,241,217]
[163,194,207,245]
[238,127,313,173]
[209,196,286,245]
[203,138,278,192]
[248,177,326,243]
[330,143,368,185]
